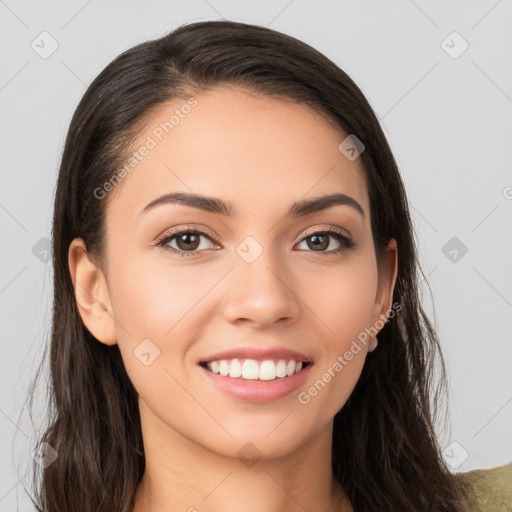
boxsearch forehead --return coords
[106,86,369,223]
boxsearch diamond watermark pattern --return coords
[31,441,58,469]
[236,236,263,264]
[31,236,51,263]
[134,338,161,366]
[442,441,469,470]
[441,31,469,60]
[442,236,468,263]
[338,134,365,161]
[237,441,262,468]
[31,31,59,59]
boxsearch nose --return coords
[222,246,301,329]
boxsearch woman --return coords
[27,19,490,511]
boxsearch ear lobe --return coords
[68,237,117,346]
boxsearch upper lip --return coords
[199,346,313,363]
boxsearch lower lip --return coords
[199,363,313,403]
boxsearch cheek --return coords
[297,252,379,340]
[107,254,214,341]
[294,254,377,417]
[106,254,230,398]
[106,256,203,419]
[298,351,365,429]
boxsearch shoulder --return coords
[454,462,512,511]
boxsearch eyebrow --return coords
[140,191,365,219]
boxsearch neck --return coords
[131,399,352,512]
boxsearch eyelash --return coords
[155,226,355,258]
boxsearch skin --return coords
[68,86,397,512]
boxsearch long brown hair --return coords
[26,20,469,511]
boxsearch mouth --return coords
[198,358,314,403]
[198,358,312,381]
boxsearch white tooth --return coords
[241,359,259,380]
[219,360,229,376]
[229,358,242,378]
[276,359,287,378]
[208,358,304,380]
[259,360,277,381]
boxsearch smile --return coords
[200,358,308,381]
[198,359,313,403]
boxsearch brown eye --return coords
[297,228,355,255]
[306,233,330,251]
[156,229,218,257]
[175,232,201,251]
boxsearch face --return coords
[72,86,397,460]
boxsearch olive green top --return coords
[455,462,512,511]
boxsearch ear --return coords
[68,237,117,346]
[371,238,398,330]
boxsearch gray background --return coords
[1,0,511,509]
